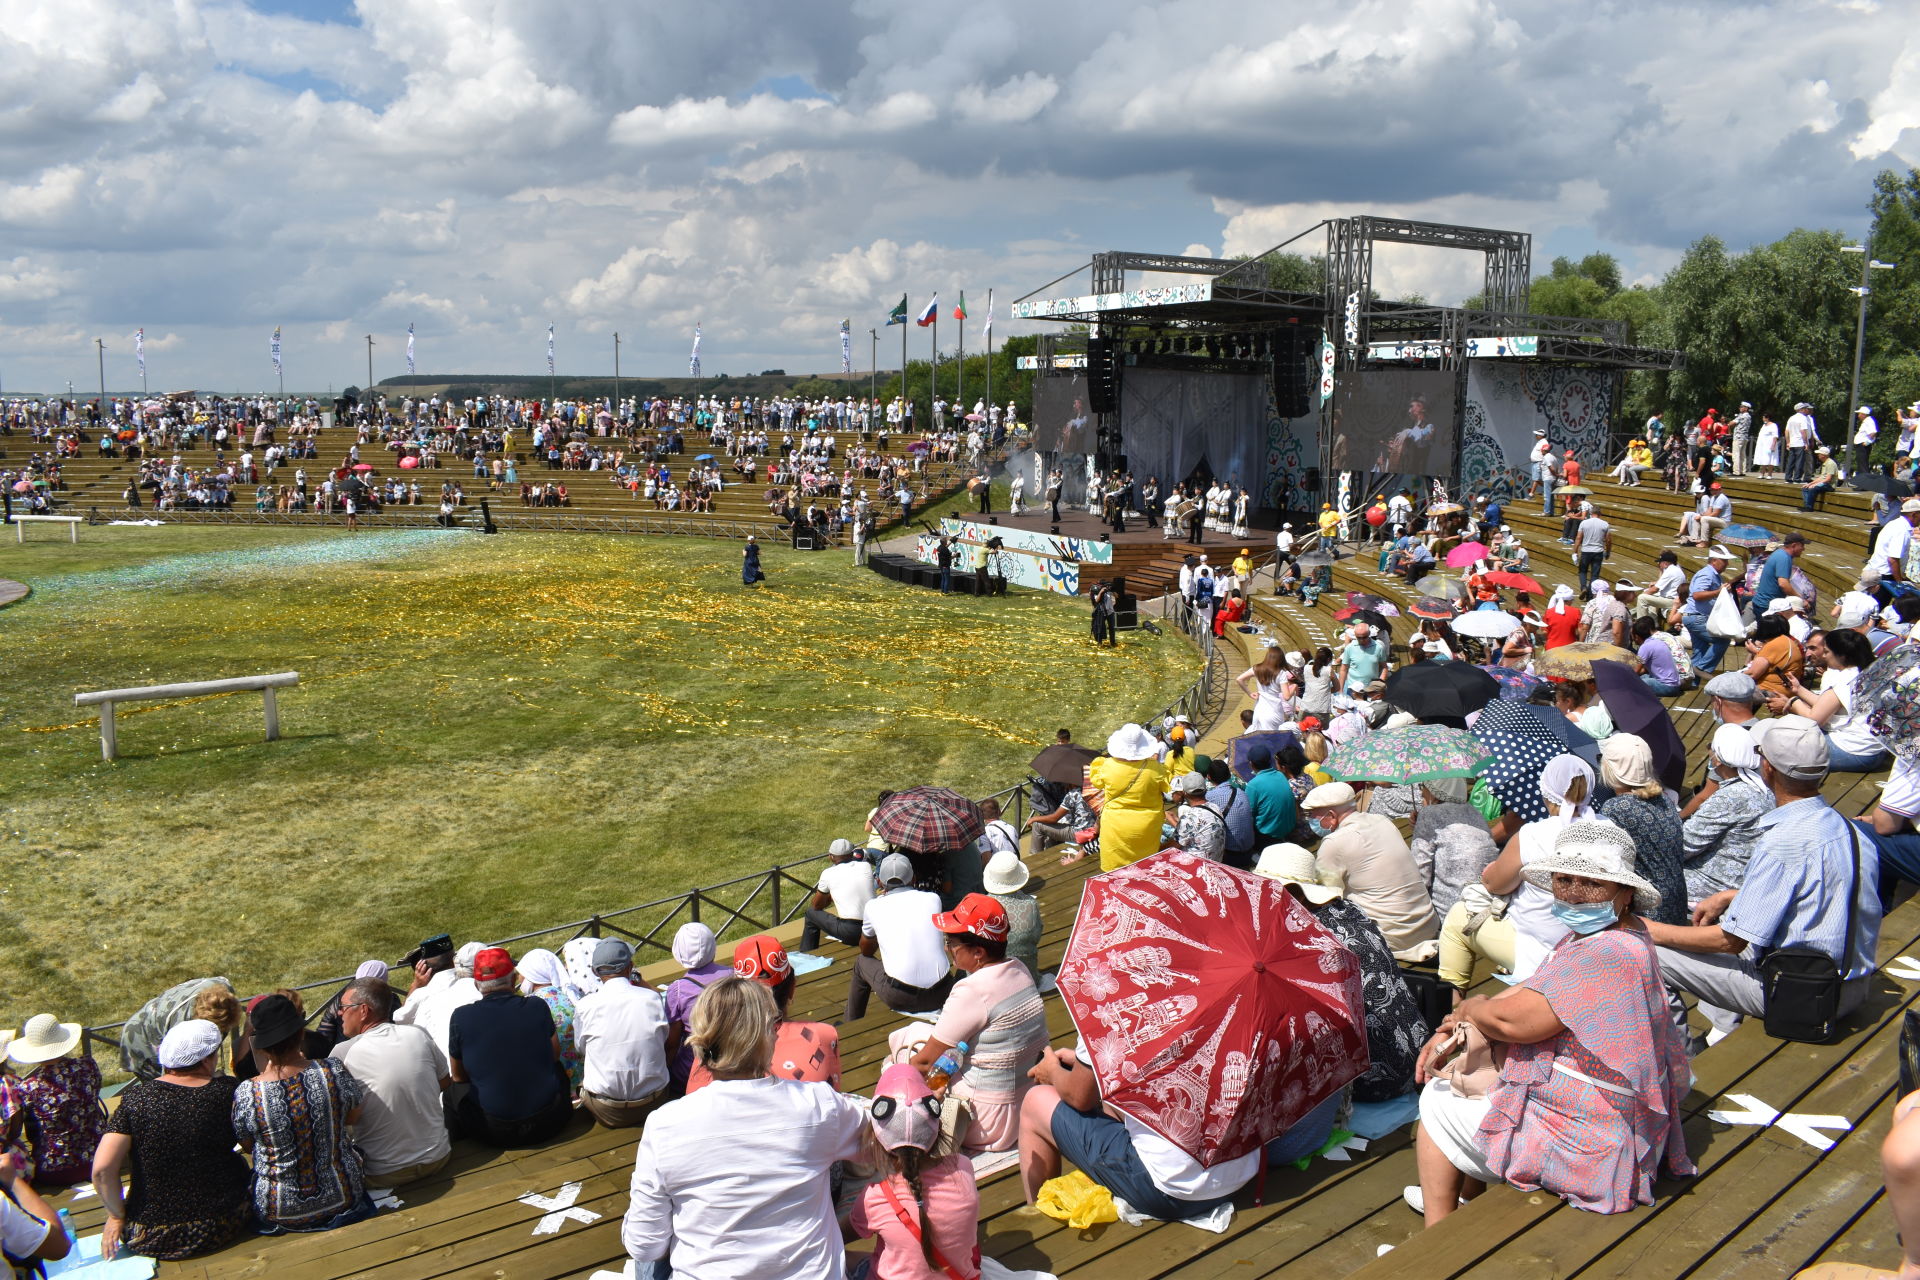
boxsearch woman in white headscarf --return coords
[561,937,605,1000]
[1436,754,1619,992]
[1543,584,1581,651]
[516,948,584,1094]
[1679,724,1775,906]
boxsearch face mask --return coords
[1550,898,1619,936]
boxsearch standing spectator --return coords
[571,940,672,1129]
[1300,783,1440,958]
[1086,724,1168,871]
[1337,622,1390,694]
[800,838,878,951]
[231,995,372,1233]
[1680,546,1736,676]
[91,1020,249,1261]
[5,1013,104,1186]
[1853,405,1879,477]
[846,854,955,1023]
[983,851,1043,981]
[1784,402,1816,482]
[445,948,572,1146]
[1730,401,1752,475]
[328,979,451,1189]
[1866,498,1920,593]
[1573,505,1612,596]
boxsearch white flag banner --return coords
[133,328,145,376]
[271,327,282,372]
[547,324,556,376]
[983,288,993,343]
[407,323,416,375]
[839,319,852,374]
[689,323,702,377]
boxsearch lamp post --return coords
[96,338,105,407]
[868,328,878,409]
[1840,239,1898,432]
[613,332,621,424]
[365,335,375,424]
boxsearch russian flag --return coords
[915,294,939,327]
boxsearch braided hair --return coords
[893,1145,936,1266]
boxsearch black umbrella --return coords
[1030,743,1098,786]
[1337,608,1391,632]
[1590,659,1687,792]
[1472,698,1601,768]
[1384,662,1501,722]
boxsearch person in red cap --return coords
[445,947,572,1147]
[686,936,840,1093]
[901,895,1047,1154]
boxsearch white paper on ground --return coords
[970,1148,1020,1180]
[1112,1195,1234,1233]
[980,1256,1059,1280]
[587,1263,638,1280]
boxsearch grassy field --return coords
[0,525,1193,1030]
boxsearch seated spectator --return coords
[849,1066,980,1280]
[1017,1039,1261,1222]
[515,948,582,1094]
[314,959,391,1050]
[1300,783,1440,959]
[119,977,242,1081]
[1246,747,1300,849]
[327,979,451,1189]
[1767,627,1891,773]
[689,935,839,1092]
[1256,844,1429,1100]
[900,895,1049,1154]
[232,988,337,1081]
[91,1020,249,1261]
[1632,616,1683,696]
[0,1153,68,1269]
[623,978,868,1278]
[984,851,1043,981]
[1742,612,1805,701]
[393,935,480,1061]
[1650,717,1881,1050]
[571,940,671,1129]
[1595,734,1688,926]
[847,854,956,1023]
[663,924,732,1090]
[1206,757,1258,869]
[446,948,572,1147]
[976,798,1020,859]
[1412,822,1694,1223]
[799,839,877,952]
[1410,777,1499,918]
[1681,724,1775,906]
[5,1013,104,1186]
[231,994,373,1233]
[1167,770,1228,861]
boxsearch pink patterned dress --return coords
[1477,926,1695,1213]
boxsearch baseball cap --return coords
[591,938,634,974]
[932,892,1010,941]
[1171,770,1208,795]
[472,947,514,982]
[731,934,793,987]
[1754,715,1830,781]
[1702,671,1759,703]
[877,853,915,887]
[870,1063,941,1153]
[828,837,858,859]
[1903,498,1920,514]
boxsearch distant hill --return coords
[371,371,870,400]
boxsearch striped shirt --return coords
[1719,797,1881,980]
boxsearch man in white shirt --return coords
[1638,550,1688,623]
[0,1155,66,1269]
[1853,406,1880,477]
[1528,429,1553,501]
[1866,497,1920,589]
[392,936,482,1060]
[572,939,672,1128]
[799,839,877,951]
[1784,403,1815,483]
[844,854,953,1022]
[330,978,452,1187]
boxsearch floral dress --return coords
[1309,898,1429,1101]
[531,986,583,1093]
[15,1056,106,1185]
[110,1076,251,1260]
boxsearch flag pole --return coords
[957,298,965,411]
[900,305,907,429]
[930,311,938,432]
[985,288,993,423]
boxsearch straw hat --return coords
[1522,821,1661,914]
[1252,843,1341,904]
[982,849,1032,894]
[8,1013,82,1065]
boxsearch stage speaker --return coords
[1111,575,1128,597]
[1271,326,1317,419]
[1115,592,1139,630]
[793,530,818,551]
[1305,467,1322,495]
[1087,337,1118,413]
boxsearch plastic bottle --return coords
[924,1041,970,1090]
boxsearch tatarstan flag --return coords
[953,292,968,321]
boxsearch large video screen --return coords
[1330,370,1458,476]
[1032,373,1094,456]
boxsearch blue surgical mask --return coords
[1550,899,1619,935]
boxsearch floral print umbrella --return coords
[1326,724,1494,784]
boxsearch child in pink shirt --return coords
[849,1065,980,1280]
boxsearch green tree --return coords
[876,334,1037,422]
[1867,168,1920,425]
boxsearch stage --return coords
[945,503,1294,552]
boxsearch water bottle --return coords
[925,1041,969,1090]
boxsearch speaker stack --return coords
[1087,337,1118,414]
[1271,326,1318,419]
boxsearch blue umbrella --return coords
[695,453,716,462]
[1591,659,1687,792]
[1719,523,1772,550]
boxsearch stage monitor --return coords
[1330,369,1458,476]
[1032,373,1094,456]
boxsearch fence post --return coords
[99,701,117,762]
[262,686,280,741]
[771,871,782,923]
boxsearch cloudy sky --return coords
[2,0,1916,394]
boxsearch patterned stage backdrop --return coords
[1262,373,1319,511]
[1460,364,1614,502]
[913,517,1111,596]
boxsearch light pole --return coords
[365,335,375,422]
[96,338,105,407]
[868,328,878,408]
[1841,239,1897,432]
[613,332,621,422]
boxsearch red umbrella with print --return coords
[1057,849,1368,1166]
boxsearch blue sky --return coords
[1,0,1915,392]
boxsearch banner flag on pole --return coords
[271,326,282,372]
[915,295,939,327]
[689,323,702,377]
[885,295,908,326]
[953,292,968,321]
[839,319,852,374]
[407,323,416,375]
[547,324,556,376]
[133,328,145,376]
[982,289,993,343]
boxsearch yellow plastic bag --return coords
[1034,1170,1119,1229]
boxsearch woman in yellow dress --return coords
[1077,724,1170,871]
